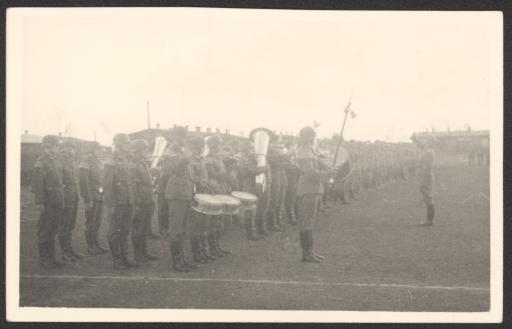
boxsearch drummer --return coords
[186,136,216,263]
[203,135,232,256]
[238,140,270,240]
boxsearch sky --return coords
[16,9,499,146]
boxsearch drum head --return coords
[214,195,241,206]
[194,194,219,205]
[231,191,258,202]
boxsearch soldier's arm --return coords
[31,161,46,205]
[78,163,92,204]
[101,162,115,208]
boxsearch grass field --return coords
[19,155,490,311]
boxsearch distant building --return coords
[411,129,489,153]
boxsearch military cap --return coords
[113,133,131,146]
[206,135,223,147]
[42,135,60,146]
[186,136,205,150]
[298,126,316,141]
[131,139,148,152]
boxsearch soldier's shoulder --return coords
[34,154,50,168]
[103,155,116,167]
[296,147,314,160]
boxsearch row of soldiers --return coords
[31,126,335,270]
[31,126,428,271]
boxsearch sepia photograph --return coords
[5,7,503,323]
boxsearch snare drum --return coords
[192,194,223,215]
[231,191,258,211]
[213,195,241,215]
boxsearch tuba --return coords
[249,127,275,195]
[150,136,168,188]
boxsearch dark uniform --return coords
[267,145,288,231]
[238,142,269,239]
[130,139,159,263]
[102,133,137,270]
[78,141,107,255]
[296,127,331,263]
[284,143,300,225]
[58,140,83,262]
[419,145,435,226]
[204,135,232,256]
[31,135,65,268]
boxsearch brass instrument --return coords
[249,127,274,195]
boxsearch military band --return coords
[31,125,429,271]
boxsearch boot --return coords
[307,230,325,261]
[201,234,217,261]
[245,217,262,241]
[288,211,298,226]
[208,233,224,257]
[68,235,85,259]
[421,204,435,226]
[94,236,109,253]
[59,235,76,263]
[179,238,197,270]
[120,240,140,268]
[110,240,128,270]
[215,230,232,255]
[301,231,322,263]
[170,240,190,272]
[40,241,60,268]
[133,239,149,263]
[191,236,208,264]
[142,239,159,261]
[267,212,283,232]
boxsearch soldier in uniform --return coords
[58,139,85,262]
[204,135,232,256]
[284,140,300,225]
[102,133,138,270]
[130,139,159,263]
[415,135,436,226]
[238,140,269,240]
[267,142,287,232]
[32,135,65,268]
[296,127,332,263]
[164,127,197,272]
[78,141,108,255]
[155,136,171,237]
[186,136,215,263]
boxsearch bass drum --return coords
[192,194,223,216]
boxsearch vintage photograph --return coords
[6,8,503,322]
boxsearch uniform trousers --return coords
[38,204,62,261]
[107,204,134,261]
[297,194,320,231]
[157,193,169,233]
[168,199,190,241]
[84,200,104,248]
[256,186,270,232]
[58,203,78,251]
[132,203,154,243]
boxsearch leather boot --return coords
[288,211,298,226]
[111,240,128,270]
[208,233,223,257]
[68,234,85,259]
[142,238,159,261]
[245,216,261,240]
[120,239,140,268]
[301,231,322,263]
[59,235,76,263]
[191,236,208,264]
[170,241,190,272]
[216,230,232,255]
[179,238,197,270]
[94,236,109,253]
[201,234,216,261]
[308,230,325,262]
[133,239,148,263]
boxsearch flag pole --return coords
[146,100,151,129]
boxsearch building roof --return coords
[21,134,43,144]
[411,130,489,140]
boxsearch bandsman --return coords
[78,141,108,255]
[31,135,65,268]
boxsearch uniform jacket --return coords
[204,153,230,194]
[60,156,79,206]
[189,154,210,194]
[164,146,194,201]
[102,150,135,208]
[31,153,65,209]
[296,145,331,196]
[78,156,103,203]
[132,158,154,204]
[420,148,435,190]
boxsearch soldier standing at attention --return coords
[78,141,108,255]
[102,133,138,270]
[284,140,300,226]
[296,127,332,263]
[58,139,85,263]
[155,135,171,237]
[186,136,214,263]
[238,140,269,240]
[32,135,65,268]
[164,127,197,272]
[415,136,436,226]
[204,135,232,256]
[130,139,159,263]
